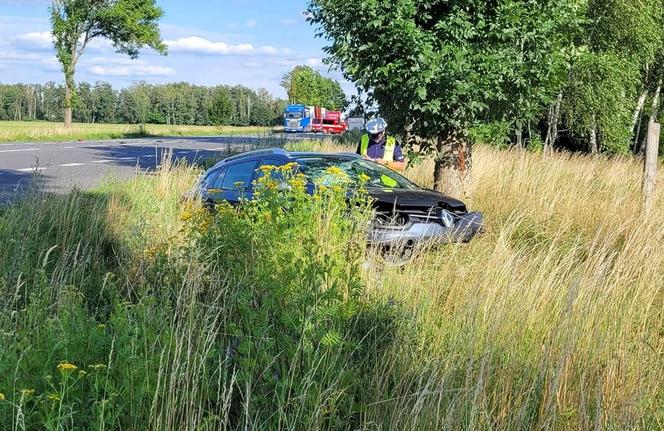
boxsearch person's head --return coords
[366,118,387,141]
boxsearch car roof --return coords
[208,148,360,171]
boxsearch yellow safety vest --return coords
[360,135,396,163]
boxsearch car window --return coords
[208,167,227,189]
[260,158,284,167]
[296,156,417,190]
[221,161,257,189]
[201,169,219,188]
[255,157,289,181]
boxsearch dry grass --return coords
[291,140,664,429]
[0,120,271,143]
[1,142,662,429]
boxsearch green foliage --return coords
[564,52,637,153]
[49,0,166,119]
[308,0,582,148]
[0,81,287,127]
[207,86,233,125]
[281,65,347,110]
[468,121,511,149]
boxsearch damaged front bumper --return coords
[368,211,484,247]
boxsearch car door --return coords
[219,160,259,203]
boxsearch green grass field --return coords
[0,120,276,143]
[0,143,662,429]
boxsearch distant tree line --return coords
[0,81,288,126]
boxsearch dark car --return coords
[193,148,483,252]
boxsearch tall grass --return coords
[0,145,662,429]
[0,121,273,143]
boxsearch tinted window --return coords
[297,156,417,190]
[208,167,227,189]
[201,169,219,188]
[222,161,257,189]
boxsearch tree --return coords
[562,0,664,154]
[49,0,167,127]
[280,65,347,110]
[308,0,580,195]
[208,86,233,125]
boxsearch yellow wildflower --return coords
[259,164,276,172]
[180,210,193,221]
[358,173,370,183]
[0,393,5,401]
[97,323,106,330]
[21,389,35,397]
[47,393,61,401]
[57,361,78,373]
[207,188,222,194]
[279,162,298,171]
[325,166,344,176]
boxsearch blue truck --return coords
[283,104,314,133]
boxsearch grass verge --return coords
[0,121,274,143]
[0,145,662,429]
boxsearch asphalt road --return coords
[0,134,323,203]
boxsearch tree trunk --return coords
[544,90,563,155]
[64,72,74,128]
[638,79,662,155]
[64,86,73,128]
[631,88,648,136]
[589,126,598,154]
[515,126,523,148]
[433,130,472,198]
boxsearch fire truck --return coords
[283,105,347,134]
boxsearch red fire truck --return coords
[311,107,347,134]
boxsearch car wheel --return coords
[381,244,416,266]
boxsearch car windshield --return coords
[296,156,417,190]
[285,111,302,119]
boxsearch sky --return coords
[0,0,351,98]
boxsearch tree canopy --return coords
[308,0,583,193]
[280,65,347,110]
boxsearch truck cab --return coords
[283,104,314,133]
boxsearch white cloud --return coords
[280,18,297,26]
[13,31,53,50]
[245,19,257,28]
[89,64,175,77]
[306,57,323,67]
[165,36,288,57]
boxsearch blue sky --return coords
[0,0,351,98]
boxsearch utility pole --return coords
[642,121,661,214]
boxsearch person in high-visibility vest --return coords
[357,118,406,171]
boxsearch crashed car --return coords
[192,148,483,253]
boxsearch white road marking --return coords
[91,160,112,164]
[64,146,77,149]
[16,167,47,172]
[0,148,40,153]
[117,157,136,160]
[60,163,85,167]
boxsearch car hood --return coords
[367,188,467,213]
